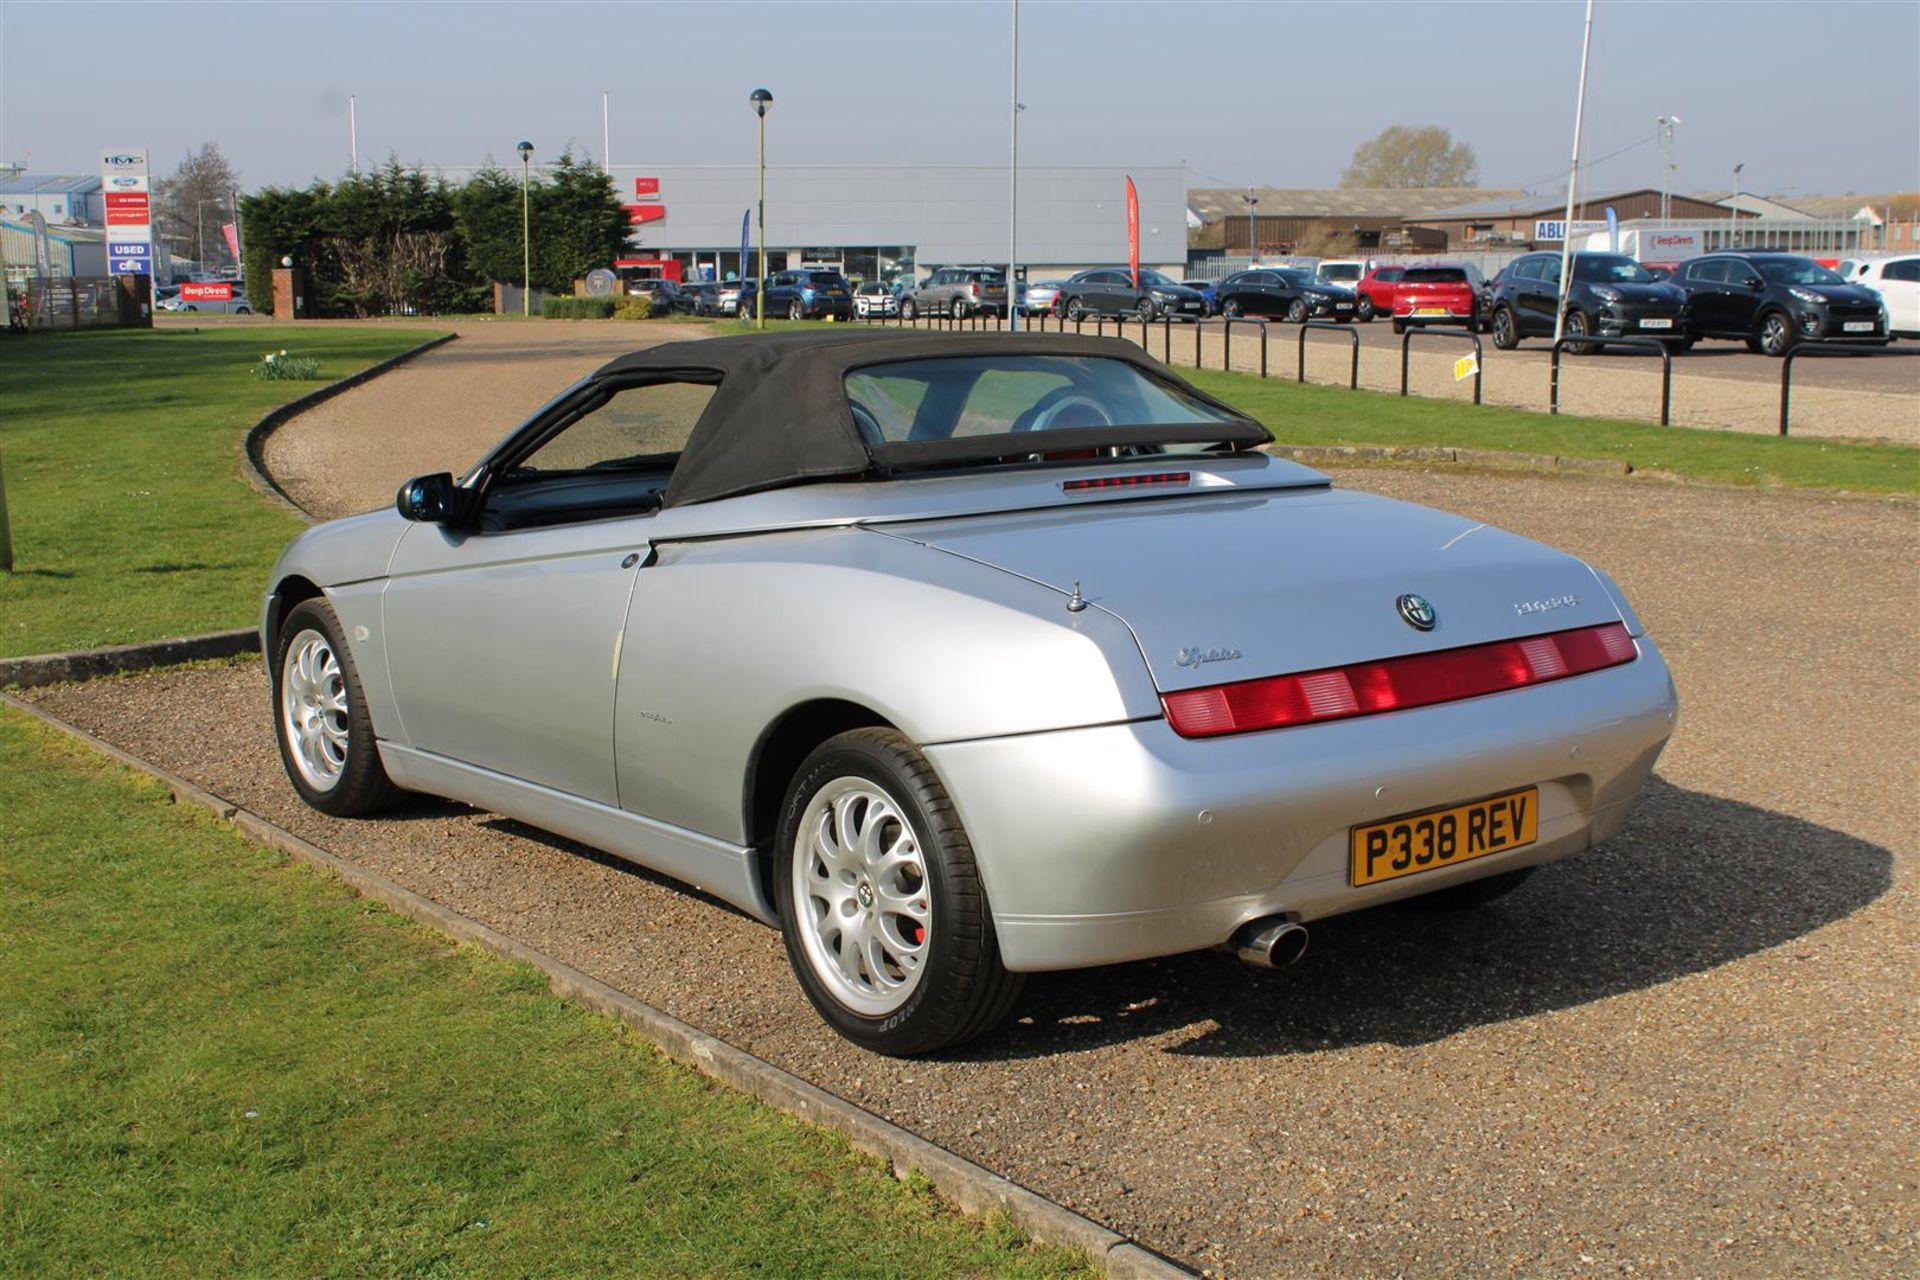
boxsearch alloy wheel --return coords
[792,778,933,1017]
[280,628,349,791]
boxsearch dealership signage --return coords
[1533,218,1609,242]
[633,176,660,199]
[181,282,233,301]
[100,147,152,275]
[626,204,666,225]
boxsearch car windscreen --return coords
[1755,257,1843,286]
[1401,268,1468,284]
[843,355,1265,465]
[1573,256,1657,284]
[1319,265,1363,282]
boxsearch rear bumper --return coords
[926,637,1677,972]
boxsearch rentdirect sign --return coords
[181,282,233,301]
[100,147,152,275]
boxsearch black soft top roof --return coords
[589,329,1267,508]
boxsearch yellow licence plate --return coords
[1413,306,1449,316]
[1349,787,1538,887]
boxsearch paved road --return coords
[32,322,1918,1278]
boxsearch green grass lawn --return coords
[0,326,443,658]
[0,708,1092,1279]
[1182,368,1919,494]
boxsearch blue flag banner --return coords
[1605,206,1619,253]
[739,209,751,282]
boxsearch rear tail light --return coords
[970,283,981,297]
[1162,622,1637,739]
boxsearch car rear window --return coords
[1402,268,1468,283]
[844,355,1245,447]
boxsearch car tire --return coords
[1411,866,1537,910]
[1064,298,1086,322]
[1490,305,1520,350]
[788,299,804,322]
[1757,310,1796,357]
[1390,317,1407,335]
[1220,297,1242,318]
[1564,308,1595,351]
[901,298,917,321]
[774,727,1023,1057]
[951,298,968,320]
[1666,337,1696,355]
[1286,298,1309,324]
[272,597,404,818]
[1356,296,1375,322]
[1136,296,1157,321]
[235,306,252,315]
[184,304,198,312]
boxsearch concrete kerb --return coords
[1266,442,1633,477]
[241,332,459,522]
[0,688,1195,1280]
[0,627,261,691]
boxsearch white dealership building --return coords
[601,163,1188,285]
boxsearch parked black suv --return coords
[1669,252,1889,355]
[1486,252,1691,351]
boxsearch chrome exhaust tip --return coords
[1231,915,1309,969]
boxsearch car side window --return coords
[1690,260,1725,284]
[482,379,719,532]
[1885,259,1920,283]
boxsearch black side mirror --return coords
[1744,277,1764,291]
[396,472,461,524]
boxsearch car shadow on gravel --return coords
[972,778,1893,1061]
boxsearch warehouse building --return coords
[605,163,1187,285]
[0,173,104,225]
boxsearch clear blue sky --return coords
[3,0,1915,198]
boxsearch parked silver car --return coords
[264,331,1676,1055]
[901,267,1008,319]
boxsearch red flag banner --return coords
[1125,176,1140,289]
[221,222,240,262]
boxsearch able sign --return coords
[1533,219,1608,243]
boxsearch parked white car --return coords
[1836,256,1920,338]
[853,282,899,318]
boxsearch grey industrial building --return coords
[609,163,1187,285]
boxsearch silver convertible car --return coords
[264,331,1677,1055]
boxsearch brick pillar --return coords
[272,267,307,319]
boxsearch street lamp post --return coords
[517,141,534,317]
[751,89,773,329]
[1657,115,1681,224]
[1008,0,1020,331]
[1243,188,1258,259]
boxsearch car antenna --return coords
[1066,581,1087,613]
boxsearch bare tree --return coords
[1340,126,1478,188]
[154,143,242,269]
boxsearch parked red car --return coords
[1355,265,1407,322]
[1391,263,1486,333]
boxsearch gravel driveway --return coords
[35,320,1920,1274]
[29,441,1917,1276]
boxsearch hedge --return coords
[543,297,616,319]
